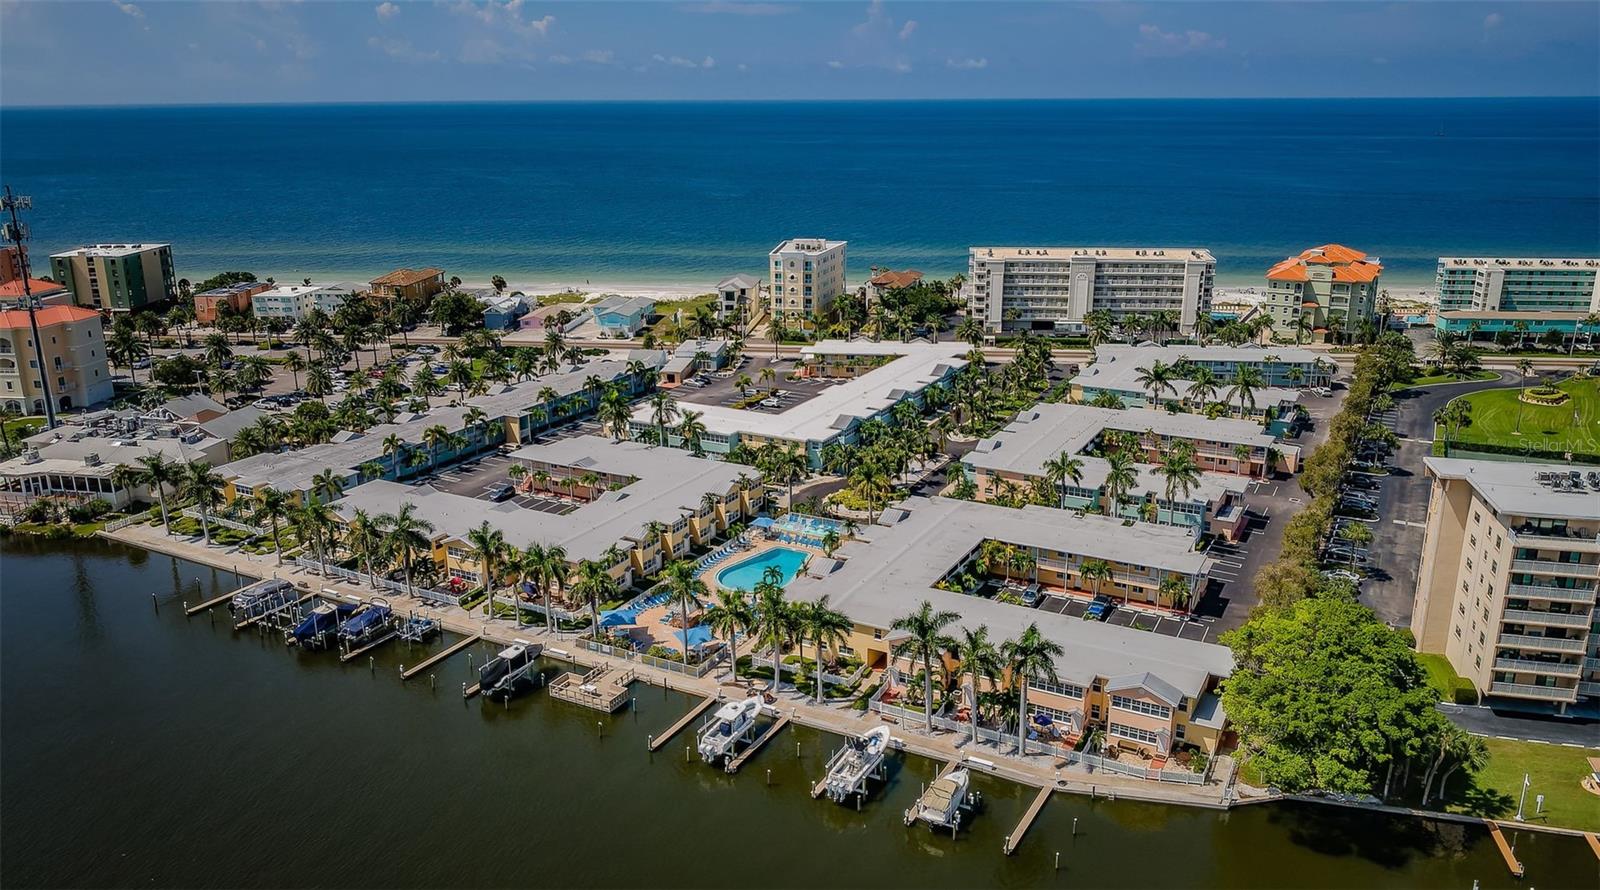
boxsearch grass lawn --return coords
[2,414,46,444]
[1391,370,1498,391]
[1416,653,1462,700]
[1440,737,1600,832]
[646,294,718,338]
[1436,376,1600,457]
[536,291,589,306]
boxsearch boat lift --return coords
[814,726,893,804]
[337,598,397,662]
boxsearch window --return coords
[1109,722,1161,745]
[1111,694,1172,721]
[1028,678,1085,699]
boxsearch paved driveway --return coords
[1438,702,1598,746]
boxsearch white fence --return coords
[102,513,146,532]
[747,654,864,693]
[289,557,472,607]
[182,507,264,536]
[578,637,726,678]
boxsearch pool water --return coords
[715,547,809,591]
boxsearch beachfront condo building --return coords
[193,281,272,325]
[49,243,177,313]
[331,436,763,595]
[1411,457,1600,716]
[715,274,761,327]
[783,496,1234,759]
[963,247,1215,336]
[631,340,964,468]
[963,403,1297,540]
[0,305,113,414]
[1261,244,1384,335]
[250,283,363,322]
[368,268,446,303]
[1433,257,1600,343]
[769,238,847,321]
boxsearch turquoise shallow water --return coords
[717,546,809,590]
[2,98,1597,287]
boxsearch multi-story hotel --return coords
[1433,256,1600,342]
[193,281,272,325]
[49,243,178,313]
[1261,244,1384,333]
[250,282,363,322]
[963,403,1294,540]
[1411,457,1600,715]
[331,436,763,592]
[784,496,1234,758]
[963,246,1216,336]
[0,305,113,413]
[768,238,847,321]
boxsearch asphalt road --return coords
[1437,702,1597,746]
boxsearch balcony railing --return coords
[1511,559,1599,578]
[1502,608,1591,628]
[1507,584,1596,604]
[1493,657,1583,678]
[1488,681,1577,702]
[1580,681,1600,698]
[1497,633,1586,653]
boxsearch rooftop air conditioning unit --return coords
[83,452,101,467]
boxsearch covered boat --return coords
[287,601,356,648]
[908,769,970,829]
[479,643,542,700]
[337,600,394,648]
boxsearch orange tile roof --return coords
[1266,259,1308,282]
[0,304,101,329]
[1267,245,1382,282]
[0,278,69,299]
[369,267,444,288]
[1300,244,1368,264]
[869,269,924,289]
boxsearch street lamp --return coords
[1,186,57,430]
[1513,772,1530,821]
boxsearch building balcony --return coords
[1502,608,1591,629]
[1488,681,1577,702]
[1511,559,1599,578]
[1507,584,1596,604]
[1493,657,1583,678]
[1513,529,1600,552]
[1580,681,1600,698]
[1497,633,1586,653]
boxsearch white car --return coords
[759,398,780,408]
[1324,570,1362,584]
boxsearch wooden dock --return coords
[1003,785,1052,855]
[185,590,238,616]
[401,634,480,681]
[340,631,397,663]
[647,695,718,752]
[1484,820,1524,878]
[1584,831,1600,861]
[233,593,314,630]
[462,681,482,699]
[549,666,635,712]
[725,712,790,774]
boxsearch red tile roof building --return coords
[1262,244,1384,336]
[0,304,113,413]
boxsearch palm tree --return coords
[1225,366,1264,418]
[378,504,435,598]
[1158,574,1192,613]
[598,387,633,442]
[345,508,387,587]
[648,391,679,447]
[1157,446,1201,525]
[310,467,345,505]
[422,423,451,473]
[751,572,798,692]
[109,462,141,504]
[819,527,841,557]
[1041,452,1084,510]
[1134,360,1178,407]
[677,410,708,456]
[950,624,1002,744]
[571,559,619,640]
[663,559,710,664]
[1514,358,1534,434]
[1338,521,1373,569]
[797,595,851,703]
[1101,450,1138,518]
[1186,366,1218,411]
[1433,400,1473,456]
[136,453,182,535]
[890,600,959,731]
[181,460,226,545]
[466,521,508,619]
[704,588,755,681]
[1079,558,1113,600]
[251,487,292,565]
[294,500,338,574]
[1001,623,1064,755]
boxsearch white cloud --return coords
[368,35,440,62]
[945,57,987,70]
[653,53,715,69]
[851,0,889,37]
[450,1,553,38]
[736,62,748,72]
[1483,12,1503,29]
[826,60,845,69]
[375,2,400,21]
[891,59,910,73]
[546,53,572,65]
[111,1,143,19]
[582,49,614,64]
[898,19,916,41]
[1136,23,1226,56]
[678,1,792,15]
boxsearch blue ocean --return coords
[2,98,1596,287]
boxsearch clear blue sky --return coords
[2,1,1596,106]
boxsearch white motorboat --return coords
[479,642,543,700]
[696,697,762,764]
[908,768,970,829]
[820,726,893,803]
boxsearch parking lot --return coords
[1037,593,1218,642]
[428,454,580,515]
[673,355,852,414]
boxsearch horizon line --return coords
[5,94,1599,112]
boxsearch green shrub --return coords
[1452,679,1478,705]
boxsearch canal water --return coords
[2,537,1594,889]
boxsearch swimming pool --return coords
[716,547,809,591]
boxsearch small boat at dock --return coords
[287,601,356,649]
[696,697,762,765]
[906,768,971,830]
[478,643,542,700]
[337,599,394,649]
[819,726,892,803]
[230,579,297,620]
[396,613,440,643]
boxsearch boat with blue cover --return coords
[287,600,357,649]
[337,599,394,649]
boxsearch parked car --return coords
[1324,570,1363,584]
[1314,386,1334,397]
[131,358,153,369]
[486,483,515,502]
[1084,594,1116,621]
[759,398,780,408]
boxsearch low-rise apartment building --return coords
[784,496,1232,757]
[0,305,114,413]
[964,246,1216,336]
[769,238,847,321]
[193,281,272,325]
[1261,244,1384,333]
[964,403,1274,540]
[589,294,655,338]
[49,243,178,313]
[1070,345,1314,429]
[715,274,761,326]
[331,436,763,590]
[864,269,923,305]
[1411,458,1600,715]
[250,282,363,322]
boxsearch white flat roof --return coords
[784,496,1230,695]
[970,246,1215,263]
[1091,343,1324,367]
[636,341,967,443]
[51,243,170,258]
[1425,457,1600,522]
[771,238,846,255]
[1438,257,1598,270]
